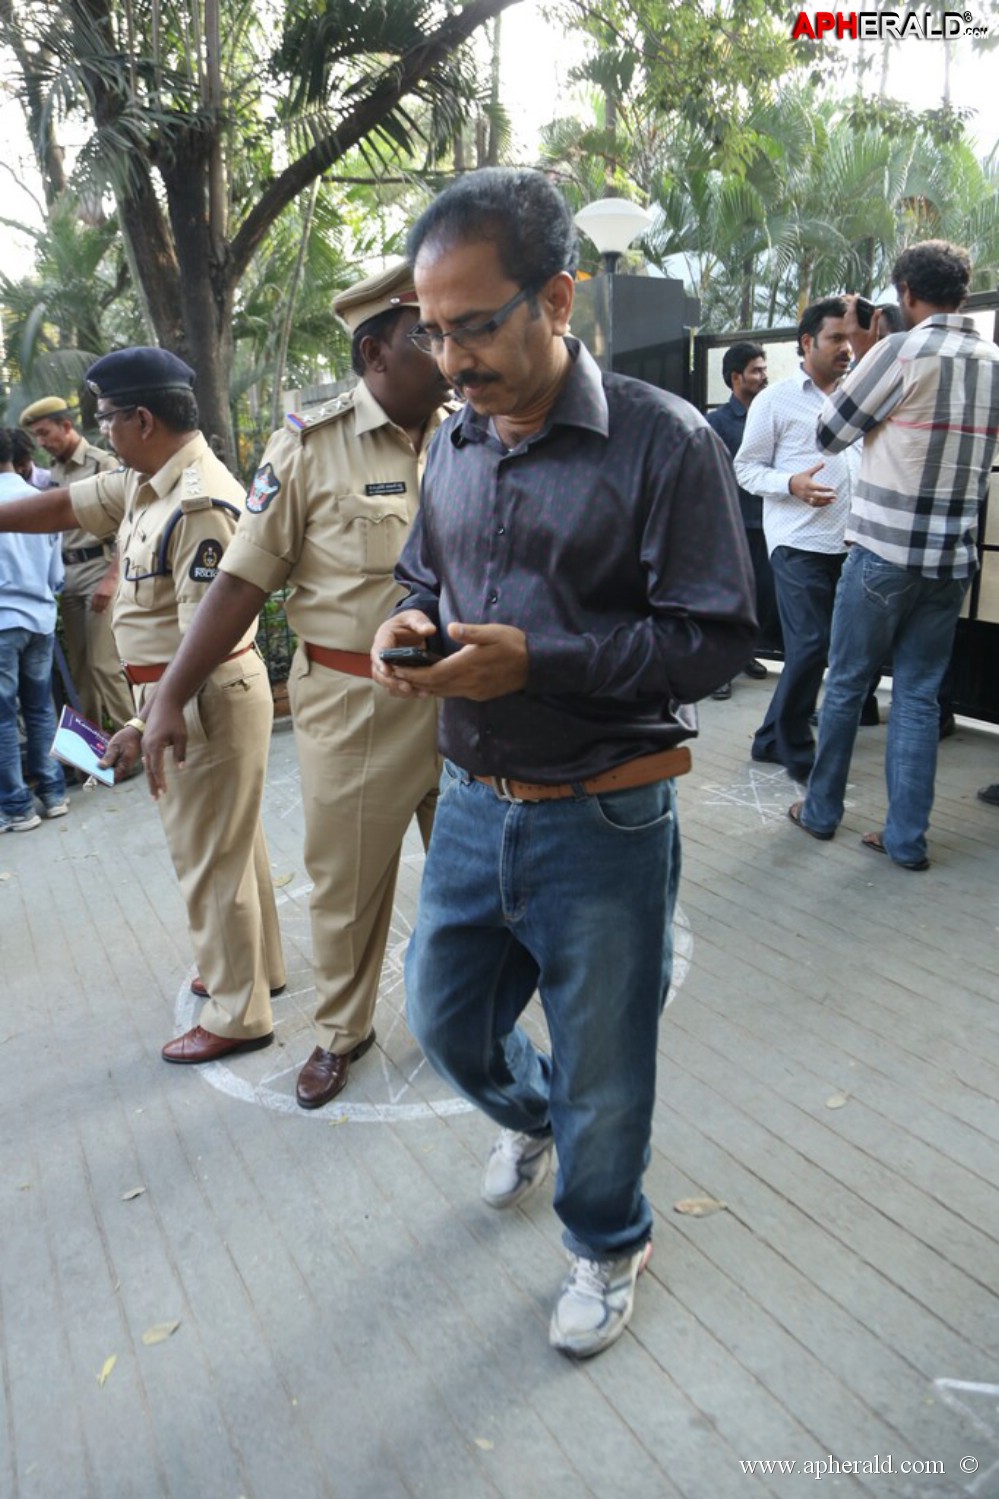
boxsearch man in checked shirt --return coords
[789,241,999,870]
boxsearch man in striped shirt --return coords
[789,241,999,870]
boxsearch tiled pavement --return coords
[2,678,998,1499]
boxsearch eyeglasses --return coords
[96,406,137,432]
[407,287,531,355]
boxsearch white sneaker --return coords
[42,801,69,819]
[549,1241,653,1358]
[0,812,41,833]
[480,1129,553,1209]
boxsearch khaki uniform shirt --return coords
[220,382,448,649]
[49,433,118,556]
[69,432,254,667]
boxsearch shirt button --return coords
[488,591,498,604]
[496,525,505,535]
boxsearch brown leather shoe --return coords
[161,1025,274,1064]
[190,975,287,999]
[296,1031,377,1109]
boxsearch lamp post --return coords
[570,197,699,399]
[574,198,654,276]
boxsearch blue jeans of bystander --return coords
[405,761,681,1262]
[801,545,968,864]
[0,628,66,820]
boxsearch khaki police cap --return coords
[20,396,73,427]
[333,261,420,335]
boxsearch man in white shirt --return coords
[735,299,859,782]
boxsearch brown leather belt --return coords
[474,746,692,803]
[304,643,372,679]
[122,644,254,686]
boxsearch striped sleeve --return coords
[817,339,906,453]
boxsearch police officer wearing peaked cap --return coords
[19,392,133,732]
[0,344,287,1063]
[141,261,454,1107]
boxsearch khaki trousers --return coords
[61,558,134,729]
[289,646,439,1053]
[138,651,285,1039]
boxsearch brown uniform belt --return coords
[474,746,692,803]
[122,644,255,686]
[62,544,107,565]
[304,643,372,679]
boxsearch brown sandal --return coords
[787,801,834,841]
[860,831,930,872]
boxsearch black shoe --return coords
[750,744,781,765]
[743,659,768,680]
[938,714,956,741]
[711,682,732,701]
[859,697,880,727]
[978,783,999,806]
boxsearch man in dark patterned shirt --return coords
[789,241,999,869]
[372,168,755,1358]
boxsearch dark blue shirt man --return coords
[372,168,755,1360]
[706,340,775,696]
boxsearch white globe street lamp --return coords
[574,198,654,275]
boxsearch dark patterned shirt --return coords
[395,337,756,781]
[706,393,762,529]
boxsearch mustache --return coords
[451,371,502,391]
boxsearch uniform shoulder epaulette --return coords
[285,388,356,438]
[178,463,211,512]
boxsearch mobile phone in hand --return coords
[379,646,440,668]
[854,296,876,329]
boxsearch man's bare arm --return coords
[0,486,76,532]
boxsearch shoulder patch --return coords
[247,462,280,513]
[189,538,223,583]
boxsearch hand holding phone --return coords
[854,296,876,329]
[379,646,441,668]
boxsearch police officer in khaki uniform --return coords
[19,397,134,729]
[1,349,285,1062]
[142,263,452,1107]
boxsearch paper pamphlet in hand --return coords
[51,706,116,787]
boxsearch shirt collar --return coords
[451,335,610,448]
[352,377,451,443]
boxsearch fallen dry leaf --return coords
[474,1438,495,1451]
[121,1186,146,1202]
[98,1355,117,1387]
[141,1321,181,1346]
[674,1196,727,1217]
[825,1092,849,1110]
[273,872,294,888]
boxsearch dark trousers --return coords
[746,526,782,655]
[753,546,844,775]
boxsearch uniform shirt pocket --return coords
[338,494,410,577]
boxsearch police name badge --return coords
[364,481,407,496]
[190,539,222,582]
[248,462,280,513]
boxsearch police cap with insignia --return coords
[85,346,196,403]
[20,396,74,427]
[333,261,419,336]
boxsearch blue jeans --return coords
[801,546,968,864]
[405,761,681,1261]
[0,628,66,819]
[753,547,845,776]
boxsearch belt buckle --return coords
[491,776,524,804]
